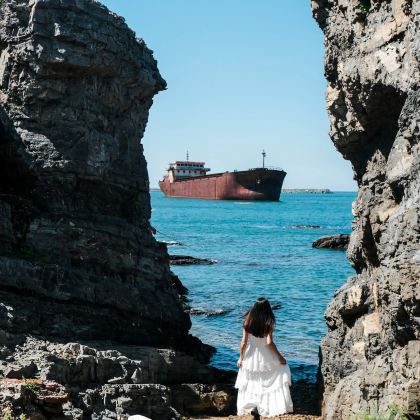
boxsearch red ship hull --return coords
[159,168,286,201]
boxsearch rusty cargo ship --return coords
[159,154,286,201]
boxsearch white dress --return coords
[235,334,293,416]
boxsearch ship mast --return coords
[262,149,266,168]
[186,151,189,162]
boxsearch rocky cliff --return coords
[0,1,235,418]
[312,0,419,418]
[0,0,190,347]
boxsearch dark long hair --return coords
[243,297,275,338]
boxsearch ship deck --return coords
[169,167,285,182]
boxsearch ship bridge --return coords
[168,161,211,181]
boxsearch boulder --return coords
[312,234,350,250]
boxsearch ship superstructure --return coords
[166,160,211,182]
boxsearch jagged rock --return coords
[0,337,222,388]
[0,378,69,418]
[312,0,420,418]
[0,336,235,419]
[312,234,350,250]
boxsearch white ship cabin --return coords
[167,161,210,182]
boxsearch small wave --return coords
[252,225,278,229]
[161,240,183,246]
[287,225,321,229]
[271,302,282,310]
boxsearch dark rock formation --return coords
[312,0,420,418]
[0,0,234,418]
[0,0,191,348]
[169,255,217,265]
[312,234,350,250]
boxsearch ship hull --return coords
[158,168,286,201]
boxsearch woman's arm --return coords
[266,332,287,364]
[237,328,249,368]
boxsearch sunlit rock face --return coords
[312,0,419,418]
[0,0,191,347]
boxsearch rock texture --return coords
[312,0,420,418]
[312,234,350,250]
[0,336,235,419]
[0,0,189,350]
[0,0,233,418]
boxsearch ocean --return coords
[151,191,356,382]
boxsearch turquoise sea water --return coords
[151,191,356,382]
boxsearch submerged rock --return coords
[187,308,233,317]
[312,0,420,418]
[170,255,218,265]
[312,234,350,250]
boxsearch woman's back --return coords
[235,298,293,417]
[242,334,284,371]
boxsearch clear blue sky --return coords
[101,0,356,191]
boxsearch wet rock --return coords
[312,234,350,250]
[312,0,420,418]
[187,308,233,317]
[169,255,218,265]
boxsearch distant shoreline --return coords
[282,188,331,194]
